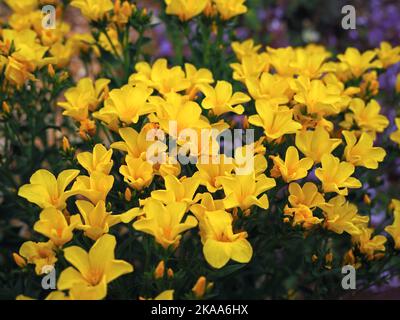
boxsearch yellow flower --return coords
[214,0,247,20]
[390,118,400,146]
[150,175,200,208]
[119,156,154,191]
[5,0,38,14]
[217,173,275,211]
[385,199,400,250]
[5,56,35,87]
[149,92,210,139]
[342,130,386,169]
[34,207,78,247]
[73,200,140,240]
[99,27,123,56]
[232,39,261,61]
[295,127,341,163]
[95,85,154,125]
[286,182,325,209]
[291,76,342,116]
[141,290,175,300]
[165,0,208,21]
[337,48,382,78]
[266,46,296,77]
[133,198,198,249]
[129,59,191,96]
[315,154,362,195]
[284,205,323,229]
[349,98,389,134]
[194,155,235,193]
[70,0,113,21]
[376,42,400,68]
[230,53,270,83]
[270,146,313,183]
[319,196,369,236]
[18,169,80,210]
[284,182,325,228]
[111,126,158,159]
[72,172,114,204]
[198,80,250,116]
[184,63,214,99]
[201,210,252,268]
[58,77,110,122]
[57,234,133,300]
[248,101,302,141]
[77,144,113,175]
[245,72,290,104]
[19,241,57,275]
[352,228,386,260]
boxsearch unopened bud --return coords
[192,276,206,298]
[154,260,165,279]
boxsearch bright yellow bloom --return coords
[149,93,210,139]
[141,290,175,300]
[376,42,400,68]
[245,72,290,104]
[352,228,386,260]
[165,0,208,21]
[133,198,198,249]
[119,156,154,191]
[230,53,269,83]
[98,27,123,56]
[214,0,248,20]
[290,48,333,79]
[34,207,78,247]
[315,154,362,195]
[337,48,382,78]
[320,196,369,236]
[95,85,154,125]
[217,173,276,211]
[286,182,325,209]
[295,127,341,163]
[70,0,113,21]
[72,172,114,204]
[194,155,235,193]
[266,46,296,77]
[349,98,389,134]
[58,78,110,122]
[18,169,80,210]
[77,144,113,175]
[322,73,360,111]
[342,130,386,169]
[201,210,252,268]
[199,81,250,116]
[190,193,225,241]
[73,200,140,240]
[150,175,200,208]
[284,182,325,228]
[248,101,302,141]
[390,118,400,146]
[291,76,342,116]
[111,126,158,159]
[5,0,38,14]
[57,234,133,300]
[129,59,191,96]
[19,241,57,275]
[385,199,400,250]
[184,63,214,99]
[270,146,313,183]
[232,39,261,61]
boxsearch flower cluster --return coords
[2,0,400,300]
